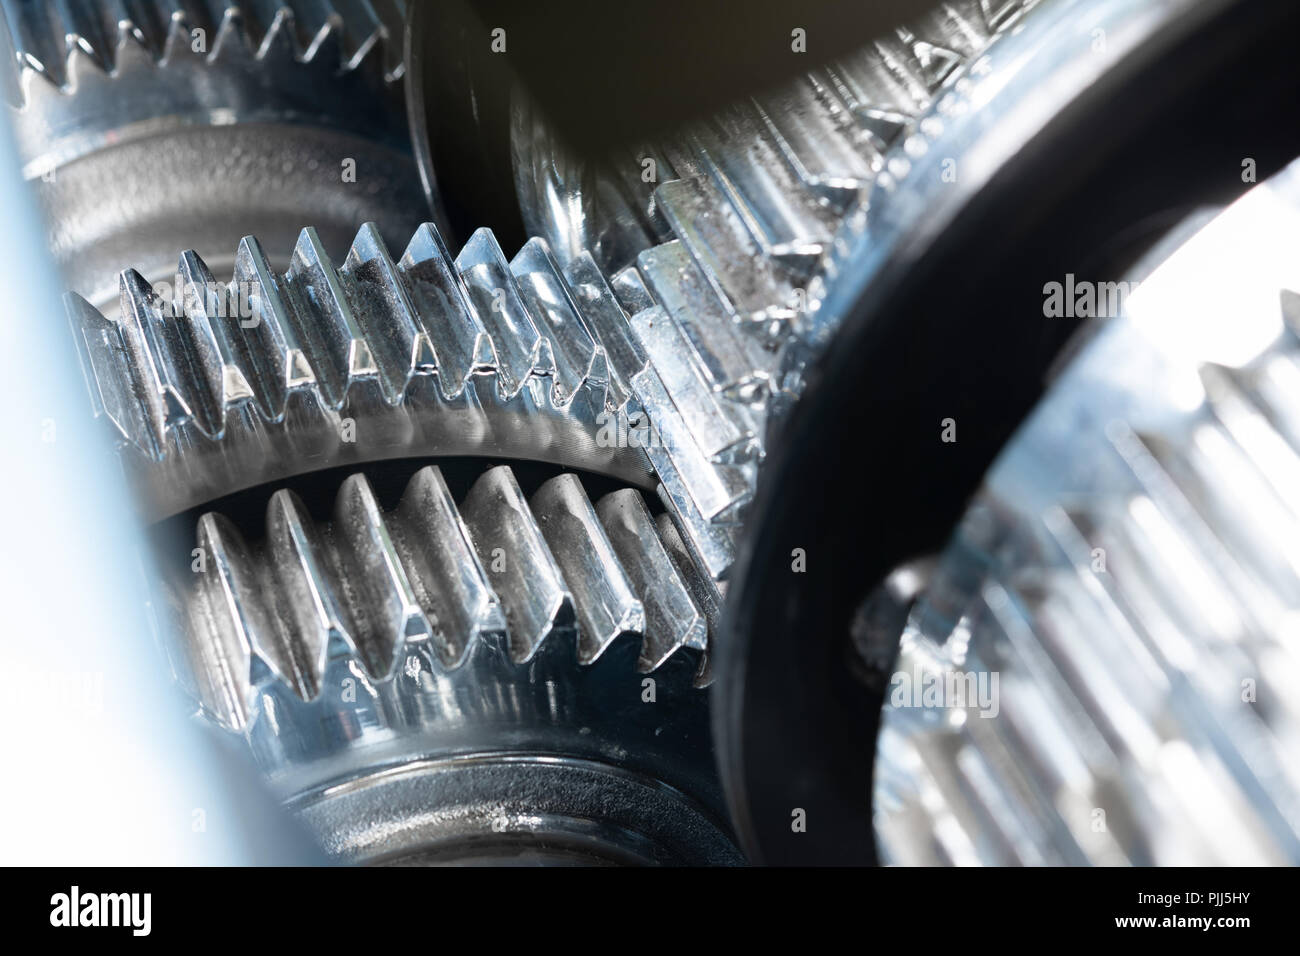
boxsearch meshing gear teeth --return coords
[68,220,745,580]
[512,0,1040,575]
[175,464,713,732]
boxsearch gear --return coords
[497,0,1041,576]
[166,462,736,864]
[875,175,1300,864]
[67,220,744,580]
[1,0,422,309]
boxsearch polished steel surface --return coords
[508,0,1041,577]
[7,0,1289,869]
[67,217,753,588]
[167,463,733,864]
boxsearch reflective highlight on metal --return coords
[874,161,1300,865]
[67,218,748,590]
[166,464,735,864]
[507,0,1040,575]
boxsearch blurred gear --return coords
[1,0,423,309]
[876,161,1300,865]
[716,0,1300,864]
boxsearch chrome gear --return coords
[506,0,1042,574]
[166,462,734,864]
[68,219,741,582]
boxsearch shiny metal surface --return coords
[1,0,421,309]
[68,222,656,519]
[66,216,751,589]
[874,160,1300,865]
[507,0,1041,577]
[167,463,735,864]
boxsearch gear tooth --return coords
[177,249,246,435]
[654,179,796,326]
[332,473,431,679]
[638,240,770,403]
[119,266,194,443]
[565,254,647,408]
[655,512,723,636]
[300,9,344,70]
[253,4,298,62]
[188,512,256,729]
[192,510,310,726]
[209,3,254,63]
[394,466,506,666]
[65,290,158,456]
[60,2,116,75]
[159,6,198,63]
[1280,288,1300,340]
[754,75,878,205]
[397,221,495,396]
[455,228,543,397]
[531,474,644,663]
[340,222,422,402]
[265,487,357,682]
[628,302,751,463]
[109,0,166,55]
[511,238,607,407]
[648,445,742,579]
[3,0,70,88]
[112,13,161,72]
[691,110,835,274]
[232,234,313,412]
[596,489,708,670]
[460,466,574,662]
[655,511,721,686]
[285,226,370,406]
[326,0,383,74]
[608,264,656,316]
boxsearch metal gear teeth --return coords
[517,0,1039,578]
[1,0,404,102]
[67,220,752,579]
[172,464,717,731]
[876,276,1300,864]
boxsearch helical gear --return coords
[508,0,1041,575]
[68,219,745,581]
[164,462,733,864]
